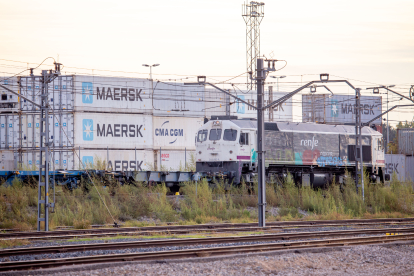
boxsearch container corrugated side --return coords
[0,114,19,149]
[231,90,292,122]
[19,76,74,111]
[204,88,227,119]
[406,156,414,183]
[73,113,153,149]
[153,82,205,117]
[74,149,154,171]
[73,75,152,114]
[153,116,203,150]
[302,94,326,123]
[21,112,74,149]
[398,129,414,155]
[156,149,195,171]
[16,150,74,171]
[0,77,19,113]
[385,154,406,181]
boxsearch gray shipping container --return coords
[384,154,406,181]
[302,94,382,125]
[406,156,414,183]
[152,81,205,117]
[398,128,414,155]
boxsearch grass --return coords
[1,170,414,231]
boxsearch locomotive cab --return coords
[196,119,256,184]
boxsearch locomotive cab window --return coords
[209,128,222,141]
[223,129,237,141]
[197,130,208,142]
[240,133,249,145]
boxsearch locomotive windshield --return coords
[223,129,237,141]
[197,130,208,142]
[209,129,222,141]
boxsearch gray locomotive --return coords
[195,118,385,188]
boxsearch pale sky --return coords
[1,0,413,125]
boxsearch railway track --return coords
[1,227,413,258]
[2,217,414,241]
[1,230,413,272]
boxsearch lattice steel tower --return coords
[242,1,265,90]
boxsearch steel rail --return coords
[1,233,414,271]
[1,227,414,258]
[2,218,414,240]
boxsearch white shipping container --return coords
[21,113,74,149]
[74,149,154,171]
[73,75,152,114]
[156,150,196,171]
[73,113,153,149]
[19,76,74,111]
[0,150,16,170]
[153,82,205,117]
[17,150,74,171]
[230,90,293,121]
[152,117,203,150]
[385,154,406,181]
[0,114,19,149]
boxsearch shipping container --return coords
[19,76,74,111]
[73,113,153,149]
[230,88,293,122]
[384,154,406,181]
[20,112,74,149]
[152,81,205,117]
[203,88,228,119]
[73,149,154,171]
[0,114,19,149]
[73,75,152,114]
[302,94,382,125]
[155,149,196,171]
[398,128,414,155]
[19,75,152,113]
[405,156,414,183]
[0,77,19,113]
[152,117,204,150]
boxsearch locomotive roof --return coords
[228,120,380,135]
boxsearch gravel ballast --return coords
[5,242,413,276]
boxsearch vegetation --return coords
[1,171,413,230]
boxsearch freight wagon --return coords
[196,118,385,188]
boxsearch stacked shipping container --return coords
[0,75,295,172]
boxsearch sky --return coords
[0,0,413,125]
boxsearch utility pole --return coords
[268,86,273,122]
[354,88,364,199]
[37,63,61,231]
[256,59,266,226]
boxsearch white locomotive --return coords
[195,117,385,188]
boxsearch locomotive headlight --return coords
[229,150,233,154]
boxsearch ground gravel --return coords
[35,243,414,276]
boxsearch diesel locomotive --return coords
[195,118,385,188]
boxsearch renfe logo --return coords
[82,82,93,104]
[300,136,319,149]
[155,121,183,144]
[83,119,94,141]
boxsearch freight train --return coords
[195,118,386,188]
